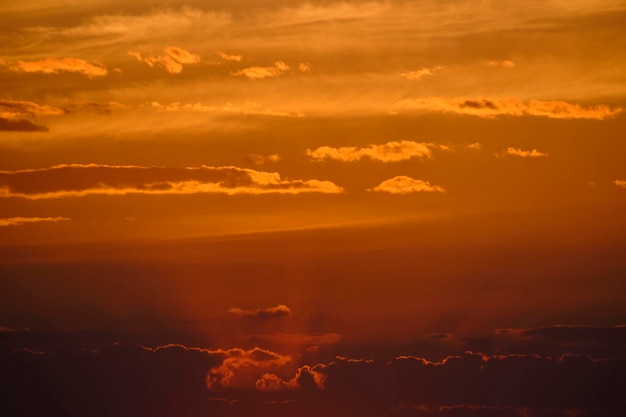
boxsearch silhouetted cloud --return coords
[0,118,48,132]
[228,305,292,320]
[369,176,445,194]
[393,97,622,119]
[0,164,343,199]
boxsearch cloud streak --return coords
[498,147,548,158]
[0,164,343,199]
[307,141,435,162]
[369,176,445,194]
[129,46,200,74]
[12,58,108,77]
[401,66,444,80]
[393,97,622,120]
[0,217,70,227]
[228,305,292,320]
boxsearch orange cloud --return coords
[401,66,444,80]
[499,147,548,158]
[255,364,327,391]
[228,304,292,320]
[393,97,622,120]
[0,217,70,227]
[487,60,516,68]
[307,141,435,162]
[467,142,482,150]
[615,180,626,189]
[0,100,65,120]
[245,154,281,165]
[232,61,290,79]
[369,176,445,194]
[217,51,242,62]
[129,46,200,73]
[12,57,107,77]
[149,101,303,118]
[0,164,343,199]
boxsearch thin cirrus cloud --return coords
[149,101,304,118]
[392,97,623,120]
[228,304,292,320]
[128,46,200,74]
[0,164,343,200]
[307,141,436,162]
[368,176,445,194]
[498,147,548,158]
[11,57,108,77]
[400,66,444,80]
[0,217,70,227]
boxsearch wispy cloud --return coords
[0,100,65,120]
[12,57,108,77]
[246,154,281,165]
[401,66,444,80]
[0,217,70,227]
[217,51,242,62]
[498,147,548,158]
[307,141,435,162]
[369,176,445,194]
[615,180,626,189]
[393,97,622,120]
[228,304,292,320]
[149,101,303,118]
[487,60,516,68]
[232,61,291,79]
[0,164,343,199]
[128,46,200,73]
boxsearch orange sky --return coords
[1,1,626,416]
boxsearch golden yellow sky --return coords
[1,1,626,415]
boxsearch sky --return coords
[1,1,626,416]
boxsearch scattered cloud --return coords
[232,61,291,79]
[393,97,623,120]
[129,46,200,73]
[298,63,311,72]
[228,304,292,320]
[12,57,107,77]
[0,217,70,227]
[0,164,343,199]
[246,154,281,165]
[467,142,482,151]
[498,147,548,158]
[149,101,304,118]
[0,100,65,120]
[369,176,445,194]
[217,51,242,62]
[615,180,626,189]
[401,66,444,80]
[487,60,516,68]
[307,141,435,162]
[256,364,327,391]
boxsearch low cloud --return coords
[12,57,107,77]
[129,46,200,74]
[498,147,548,158]
[0,217,70,227]
[0,164,343,199]
[401,66,444,80]
[228,305,292,320]
[369,176,445,194]
[393,97,622,120]
[307,141,435,162]
[487,60,516,68]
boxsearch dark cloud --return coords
[460,99,498,110]
[0,117,48,131]
[228,304,292,320]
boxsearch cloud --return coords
[307,141,435,162]
[228,305,292,321]
[0,164,343,199]
[401,66,444,80]
[256,364,327,391]
[393,97,623,120]
[0,217,70,227]
[232,60,291,79]
[487,60,516,68]
[60,100,129,115]
[615,180,626,189]
[129,46,200,73]
[217,51,242,62]
[369,176,445,194]
[206,347,292,390]
[498,147,548,158]
[0,118,48,132]
[467,143,482,151]
[12,57,107,77]
[245,154,281,165]
[149,101,304,118]
[0,100,65,120]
